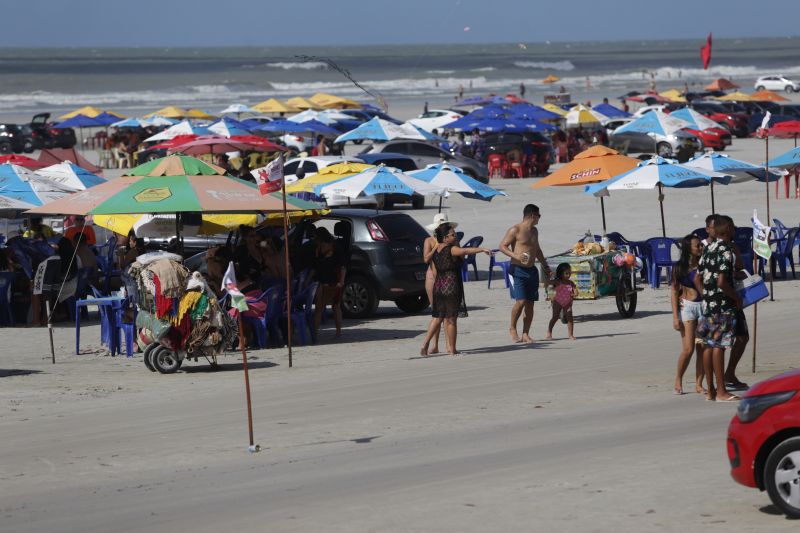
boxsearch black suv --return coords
[0,124,26,154]
[30,113,77,150]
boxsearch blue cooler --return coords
[736,273,769,307]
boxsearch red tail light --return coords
[366,219,388,241]
[293,136,304,141]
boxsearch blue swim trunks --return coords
[510,264,539,301]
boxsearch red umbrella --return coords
[168,135,284,156]
[766,121,800,140]
[148,134,199,150]
[228,135,287,152]
[0,154,48,168]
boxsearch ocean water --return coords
[0,37,798,120]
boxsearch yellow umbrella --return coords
[144,106,190,119]
[185,108,217,120]
[308,92,361,109]
[542,75,560,84]
[542,103,567,117]
[286,97,323,110]
[253,98,301,114]
[565,104,602,127]
[285,162,374,193]
[92,213,258,237]
[260,209,329,226]
[716,91,754,102]
[659,89,687,103]
[59,106,125,120]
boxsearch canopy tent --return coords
[410,162,506,212]
[705,78,739,91]
[286,97,323,110]
[669,108,724,130]
[253,98,301,114]
[144,106,191,119]
[36,162,106,190]
[308,92,361,109]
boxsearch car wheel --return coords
[764,437,800,518]
[353,139,364,145]
[152,347,182,374]
[145,152,161,162]
[142,343,159,372]
[395,293,429,313]
[756,85,765,91]
[615,275,637,318]
[0,142,12,154]
[342,274,378,319]
[411,196,424,209]
[22,140,34,153]
[786,86,795,94]
[656,142,673,158]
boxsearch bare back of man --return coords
[499,204,550,343]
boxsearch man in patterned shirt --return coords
[694,215,743,402]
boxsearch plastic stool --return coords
[487,250,511,289]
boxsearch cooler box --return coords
[736,274,769,308]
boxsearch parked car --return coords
[688,101,749,138]
[683,125,731,151]
[0,124,26,154]
[754,75,800,93]
[727,369,800,518]
[610,127,700,159]
[356,153,424,209]
[30,113,77,149]
[408,109,466,132]
[361,140,488,182]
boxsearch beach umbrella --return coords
[111,117,154,129]
[542,75,560,84]
[542,103,568,117]
[613,110,690,136]
[144,106,190,119]
[457,95,495,106]
[565,104,606,128]
[36,162,106,190]
[207,117,253,138]
[334,117,438,143]
[716,91,754,102]
[766,146,800,170]
[252,119,310,135]
[766,121,800,142]
[705,78,739,91]
[751,90,789,102]
[0,194,36,218]
[147,115,180,127]
[93,112,127,126]
[58,106,124,120]
[185,109,217,120]
[37,148,103,175]
[670,108,724,130]
[298,119,340,136]
[125,154,227,177]
[592,103,631,118]
[584,157,730,237]
[144,120,210,142]
[659,89,687,103]
[0,154,47,169]
[508,103,564,121]
[285,162,374,194]
[410,162,507,212]
[169,135,286,156]
[286,97,323,110]
[287,109,352,124]
[253,98,301,114]
[317,165,446,200]
[92,212,258,238]
[308,92,361,109]
[219,103,257,116]
[533,146,640,232]
[0,164,78,206]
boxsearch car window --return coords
[374,214,429,241]
[283,161,300,174]
[387,143,410,154]
[301,161,319,173]
[380,158,417,172]
[408,143,444,157]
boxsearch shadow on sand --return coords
[0,369,43,378]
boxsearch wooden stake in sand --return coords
[237,314,259,453]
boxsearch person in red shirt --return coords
[64,216,96,246]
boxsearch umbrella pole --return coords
[765,136,774,301]
[752,255,758,373]
[281,180,294,368]
[438,195,443,214]
[710,181,716,214]
[175,213,183,256]
[45,300,55,364]
[658,184,666,238]
[237,313,258,452]
[600,196,607,233]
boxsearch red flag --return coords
[700,33,712,70]
[251,153,284,195]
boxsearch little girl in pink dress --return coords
[547,263,577,340]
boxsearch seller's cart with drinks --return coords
[543,242,640,318]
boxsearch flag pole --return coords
[752,254,758,373]
[765,135,774,301]
[281,169,294,368]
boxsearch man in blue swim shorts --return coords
[499,204,551,343]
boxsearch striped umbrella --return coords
[0,164,78,206]
[410,162,506,212]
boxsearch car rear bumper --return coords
[728,416,760,488]
[373,263,426,301]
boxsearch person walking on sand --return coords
[546,263,577,340]
[499,204,551,344]
[671,233,705,395]
[420,223,492,356]
[422,213,457,354]
[694,215,742,402]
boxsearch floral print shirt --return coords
[698,239,735,316]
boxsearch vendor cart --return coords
[543,249,638,318]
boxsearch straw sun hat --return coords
[425,213,458,232]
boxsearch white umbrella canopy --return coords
[670,108,724,130]
[0,194,36,218]
[318,165,446,199]
[219,103,257,115]
[144,120,205,142]
[287,109,354,124]
[35,162,106,191]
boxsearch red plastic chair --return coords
[509,157,524,178]
[488,153,508,179]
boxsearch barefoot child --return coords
[546,263,577,340]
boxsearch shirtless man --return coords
[499,204,551,343]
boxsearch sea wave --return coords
[265,61,327,70]
[514,61,575,71]
[471,67,496,72]
[426,70,455,74]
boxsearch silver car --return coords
[360,140,488,182]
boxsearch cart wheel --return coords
[143,343,158,372]
[616,275,637,318]
[153,347,182,374]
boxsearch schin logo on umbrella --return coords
[134,187,172,203]
[664,170,699,179]
[569,168,601,181]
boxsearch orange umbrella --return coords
[751,89,790,102]
[705,78,739,91]
[542,75,560,84]
[532,145,640,231]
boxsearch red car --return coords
[727,369,800,518]
[684,126,732,150]
[689,102,750,138]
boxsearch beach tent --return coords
[37,148,103,175]
[253,98,301,114]
[705,78,739,91]
[144,106,191,119]
[308,92,361,109]
[286,97,323,110]
[716,91,754,102]
[751,90,790,102]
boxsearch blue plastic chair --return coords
[460,236,483,281]
[770,226,798,279]
[7,240,33,279]
[95,237,121,292]
[282,281,318,346]
[242,286,285,349]
[67,267,97,322]
[487,249,511,289]
[644,237,679,288]
[0,271,16,325]
[732,226,759,275]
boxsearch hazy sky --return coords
[5,0,798,47]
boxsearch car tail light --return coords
[366,219,389,241]
[293,136,304,142]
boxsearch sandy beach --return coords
[2,131,799,531]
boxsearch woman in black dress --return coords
[420,223,492,356]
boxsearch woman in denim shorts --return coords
[671,234,704,395]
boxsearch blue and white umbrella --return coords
[0,164,78,206]
[410,162,506,212]
[287,109,353,125]
[0,194,36,217]
[147,115,179,127]
[219,103,257,115]
[318,165,446,201]
[585,156,730,236]
[334,117,437,144]
[111,117,154,129]
[592,103,631,118]
[670,108,724,131]
[766,146,800,170]
[144,120,210,142]
[613,110,691,136]
[36,162,106,190]
[207,117,252,137]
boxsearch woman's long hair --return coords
[674,233,700,283]
[434,223,452,243]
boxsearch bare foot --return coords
[545,333,553,340]
[509,328,521,342]
[429,348,439,355]
[696,386,707,395]
[449,350,461,356]
[569,335,577,340]
[520,334,534,344]
[674,387,684,395]
[420,346,428,357]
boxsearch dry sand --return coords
[2,137,800,532]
